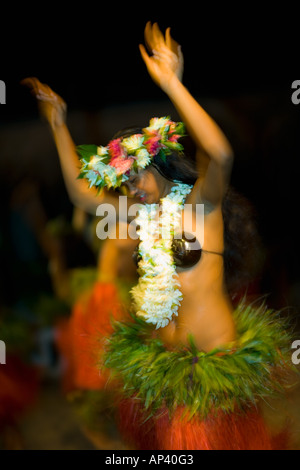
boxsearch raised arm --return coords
[21,78,121,215]
[139,23,234,206]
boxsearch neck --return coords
[150,166,177,201]
[161,181,177,199]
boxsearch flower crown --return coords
[77,116,186,191]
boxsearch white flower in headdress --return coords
[103,165,118,188]
[88,155,102,168]
[146,117,170,133]
[97,146,109,156]
[122,134,145,153]
[85,160,118,189]
[135,148,151,168]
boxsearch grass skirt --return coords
[104,301,295,450]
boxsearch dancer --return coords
[75,22,294,450]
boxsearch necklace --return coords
[130,183,193,329]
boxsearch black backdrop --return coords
[1,6,298,119]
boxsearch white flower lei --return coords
[130,183,193,329]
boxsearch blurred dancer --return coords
[22,77,138,448]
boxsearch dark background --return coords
[1,6,298,119]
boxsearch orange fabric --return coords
[117,398,289,450]
[55,281,128,392]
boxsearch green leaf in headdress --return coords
[76,144,99,160]
[164,140,184,151]
[175,122,186,136]
[158,149,167,162]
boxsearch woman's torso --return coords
[157,189,235,352]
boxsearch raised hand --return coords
[21,77,67,128]
[139,22,184,94]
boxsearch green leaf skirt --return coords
[103,300,295,420]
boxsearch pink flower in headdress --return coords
[108,138,126,159]
[109,156,134,175]
[144,135,161,156]
[168,134,181,143]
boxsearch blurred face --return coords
[124,166,173,204]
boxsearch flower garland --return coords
[76,116,192,328]
[76,117,186,191]
[130,183,193,329]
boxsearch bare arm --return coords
[97,221,139,282]
[139,23,234,206]
[166,79,233,206]
[97,236,120,282]
[50,121,121,214]
[22,77,122,215]
[51,121,99,213]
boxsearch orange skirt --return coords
[55,281,129,393]
[117,398,289,450]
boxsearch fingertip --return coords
[139,43,148,60]
[165,26,171,43]
[20,76,33,86]
[144,21,152,41]
[153,22,160,32]
[20,77,38,93]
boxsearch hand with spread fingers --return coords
[139,22,184,93]
[21,77,67,128]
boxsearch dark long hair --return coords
[113,127,263,296]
